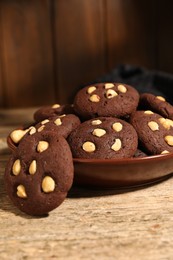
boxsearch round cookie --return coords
[4,131,74,216]
[34,114,81,138]
[68,117,138,159]
[8,114,81,150]
[73,83,140,119]
[139,93,173,120]
[129,110,173,155]
[34,103,74,123]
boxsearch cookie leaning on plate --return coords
[130,110,173,155]
[73,83,140,120]
[4,131,74,216]
[68,117,138,159]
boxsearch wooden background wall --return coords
[0,0,173,108]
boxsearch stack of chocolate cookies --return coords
[5,82,173,215]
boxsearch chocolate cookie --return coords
[130,110,173,155]
[34,114,81,138]
[68,117,138,159]
[139,93,173,120]
[9,114,81,150]
[4,131,74,216]
[34,103,74,122]
[73,83,140,119]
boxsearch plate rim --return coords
[73,152,173,165]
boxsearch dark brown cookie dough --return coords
[73,83,140,120]
[34,103,75,123]
[4,132,74,216]
[68,117,138,159]
[139,93,173,120]
[130,110,173,155]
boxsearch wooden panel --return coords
[157,0,173,73]
[54,0,106,104]
[0,0,55,108]
[0,59,4,107]
[0,11,5,108]
[106,0,157,70]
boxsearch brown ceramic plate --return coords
[7,127,173,189]
[73,154,173,188]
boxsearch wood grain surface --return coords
[54,0,106,103]
[0,62,4,108]
[0,0,55,108]
[0,16,5,108]
[1,1,173,108]
[0,108,173,259]
[157,0,173,73]
[106,0,157,70]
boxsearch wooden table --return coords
[1,108,173,260]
